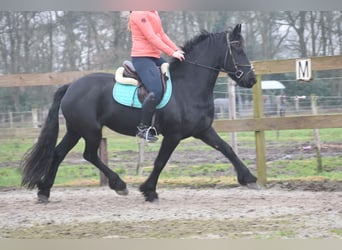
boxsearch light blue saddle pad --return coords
[113,71,172,109]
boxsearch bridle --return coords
[184,32,254,82]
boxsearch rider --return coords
[128,11,185,142]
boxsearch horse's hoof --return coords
[247,182,260,190]
[116,188,129,196]
[142,191,159,202]
[146,198,159,204]
[37,194,49,204]
[145,196,159,203]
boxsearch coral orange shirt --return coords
[129,11,179,58]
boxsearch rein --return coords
[184,32,254,81]
[184,59,224,73]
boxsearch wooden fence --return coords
[250,55,342,185]
[1,55,342,186]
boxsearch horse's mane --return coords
[182,30,211,54]
[169,27,245,70]
[169,30,212,69]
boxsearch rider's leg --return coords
[132,57,164,142]
[136,92,158,142]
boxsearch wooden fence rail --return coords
[213,114,342,132]
[1,55,342,88]
[2,113,341,139]
[1,55,342,186]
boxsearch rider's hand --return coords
[172,50,185,61]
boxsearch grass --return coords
[0,128,342,188]
[330,228,342,236]
[0,139,33,163]
[1,158,341,188]
[0,167,22,186]
[267,156,342,179]
[54,164,99,185]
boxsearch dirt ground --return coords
[0,183,341,239]
[0,137,341,239]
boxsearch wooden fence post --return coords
[253,74,267,186]
[99,138,109,186]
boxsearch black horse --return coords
[21,24,257,202]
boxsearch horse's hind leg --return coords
[195,126,258,188]
[37,131,81,202]
[83,134,128,195]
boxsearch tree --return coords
[285,11,308,57]
[1,11,342,112]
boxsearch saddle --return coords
[115,61,168,103]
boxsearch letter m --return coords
[296,58,312,81]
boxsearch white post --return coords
[99,138,109,186]
[136,138,145,175]
[228,78,238,154]
[295,97,299,113]
[32,108,39,128]
[8,111,13,128]
[311,95,322,172]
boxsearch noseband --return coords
[184,32,254,83]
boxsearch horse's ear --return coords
[233,24,242,35]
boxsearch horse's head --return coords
[223,24,256,88]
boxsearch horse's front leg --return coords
[83,135,128,196]
[140,136,180,202]
[195,126,258,188]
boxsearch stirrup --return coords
[137,125,158,142]
[145,126,158,142]
[146,126,158,142]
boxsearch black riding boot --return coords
[137,92,158,142]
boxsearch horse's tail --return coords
[21,84,69,189]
